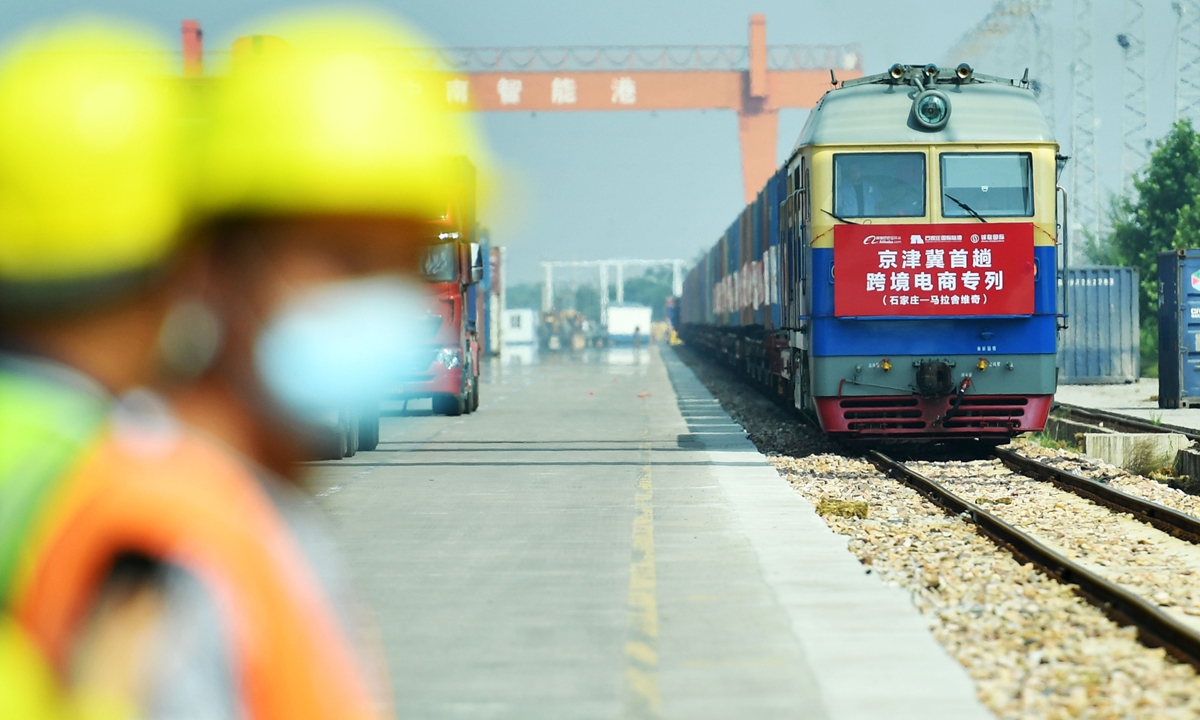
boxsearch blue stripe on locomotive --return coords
[807,246,1058,355]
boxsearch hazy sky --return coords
[0,1,1175,283]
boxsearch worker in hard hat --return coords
[165,12,486,472]
[0,20,193,719]
[0,11,488,718]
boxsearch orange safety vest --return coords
[10,422,384,720]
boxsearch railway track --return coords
[1054,402,1200,443]
[870,448,1200,668]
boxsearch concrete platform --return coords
[307,347,991,720]
[1056,379,1200,432]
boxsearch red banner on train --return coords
[833,223,1036,317]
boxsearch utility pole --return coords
[1031,2,1055,124]
[1118,0,1149,191]
[1071,0,1100,246]
[943,1,1054,122]
[1176,0,1200,122]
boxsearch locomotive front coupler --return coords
[935,377,975,426]
[914,359,956,398]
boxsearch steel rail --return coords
[993,447,1200,544]
[1054,401,1200,443]
[868,449,1200,668]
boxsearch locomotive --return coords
[679,63,1067,439]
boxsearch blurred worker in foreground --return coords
[176,11,484,472]
[0,11,485,719]
[0,22,195,718]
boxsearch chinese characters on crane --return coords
[445,79,469,105]
[551,77,577,105]
[496,77,523,105]
[440,76,640,108]
[611,77,636,105]
[833,223,1035,317]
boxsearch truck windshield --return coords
[940,152,1033,218]
[833,152,925,218]
[420,242,457,282]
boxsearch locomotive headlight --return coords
[912,89,951,130]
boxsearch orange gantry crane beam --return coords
[424,16,862,202]
[183,15,862,203]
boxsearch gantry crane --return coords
[179,15,861,205]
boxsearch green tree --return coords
[573,284,601,322]
[623,267,673,320]
[1087,120,1200,374]
[506,282,542,310]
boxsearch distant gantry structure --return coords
[541,259,685,324]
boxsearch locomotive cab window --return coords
[832,153,925,218]
[940,152,1033,218]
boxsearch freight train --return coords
[679,63,1067,439]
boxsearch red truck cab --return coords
[402,235,483,415]
[396,158,483,416]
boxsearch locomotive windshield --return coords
[833,153,925,218]
[940,153,1033,218]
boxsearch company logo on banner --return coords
[833,223,1036,317]
[1191,270,1200,291]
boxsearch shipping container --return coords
[607,304,653,344]
[766,168,784,330]
[481,242,504,356]
[1057,267,1139,384]
[1158,250,1200,407]
[502,308,536,346]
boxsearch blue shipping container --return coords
[1057,267,1139,384]
[1158,250,1200,407]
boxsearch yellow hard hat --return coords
[199,11,487,221]
[0,617,136,720]
[0,617,59,719]
[0,21,187,301]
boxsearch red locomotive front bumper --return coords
[814,394,1053,437]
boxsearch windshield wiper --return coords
[822,208,860,225]
[944,193,988,223]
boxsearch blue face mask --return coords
[253,276,429,422]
